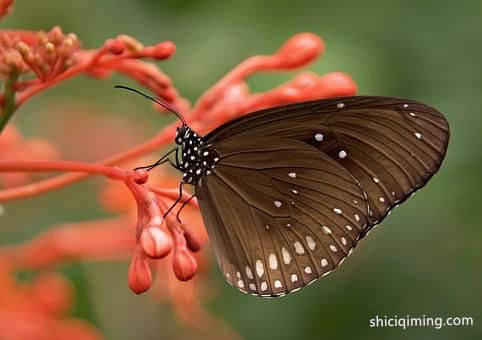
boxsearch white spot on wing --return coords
[379,196,385,202]
[321,258,328,267]
[269,254,278,270]
[274,201,282,208]
[341,237,347,245]
[338,150,347,159]
[245,266,253,279]
[274,280,282,288]
[329,245,338,253]
[291,274,298,282]
[249,283,256,291]
[294,241,305,254]
[337,102,345,109]
[415,132,422,139]
[282,247,291,265]
[373,177,380,183]
[333,208,342,214]
[306,236,316,250]
[345,225,353,231]
[354,214,360,222]
[304,266,312,274]
[260,281,268,291]
[237,280,244,288]
[288,172,297,178]
[315,133,324,141]
[322,226,332,235]
[256,260,264,278]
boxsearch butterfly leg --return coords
[134,147,178,171]
[162,181,184,219]
[176,194,196,223]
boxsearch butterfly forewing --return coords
[196,138,369,296]
[204,96,449,235]
[194,96,449,296]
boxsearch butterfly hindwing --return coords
[196,138,369,296]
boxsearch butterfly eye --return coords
[176,126,188,145]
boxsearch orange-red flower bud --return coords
[172,249,198,281]
[140,225,172,259]
[275,32,324,69]
[128,250,152,294]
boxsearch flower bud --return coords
[128,250,152,294]
[172,249,198,281]
[152,41,176,59]
[275,32,324,69]
[184,229,201,253]
[105,39,125,55]
[140,226,172,259]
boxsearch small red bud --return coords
[172,249,198,281]
[106,39,125,55]
[275,32,324,69]
[140,226,172,259]
[128,250,152,294]
[152,41,176,59]
[184,229,201,253]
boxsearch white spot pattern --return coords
[321,258,328,267]
[333,208,342,214]
[338,150,347,159]
[260,281,268,291]
[304,266,312,274]
[306,236,316,250]
[282,247,292,265]
[294,241,305,254]
[315,133,324,142]
[322,226,332,235]
[288,172,297,178]
[274,200,282,208]
[291,274,298,282]
[274,280,282,288]
[269,254,278,270]
[245,266,253,279]
[256,260,264,278]
[415,132,422,139]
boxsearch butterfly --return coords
[116,87,450,297]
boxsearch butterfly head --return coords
[175,125,191,145]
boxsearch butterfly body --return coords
[175,126,220,185]
[172,96,449,297]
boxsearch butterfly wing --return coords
[204,96,449,235]
[196,137,370,296]
[196,96,449,296]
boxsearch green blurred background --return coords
[1,0,481,339]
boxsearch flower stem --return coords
[0,73,19,133]
[0,160,126,180]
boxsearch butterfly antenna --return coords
[114,85,187,125]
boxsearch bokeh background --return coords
[1,0,481,339]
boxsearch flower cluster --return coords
[0,0,357,332]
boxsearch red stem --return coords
[0,126,174,202]
[0,160,126,180]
